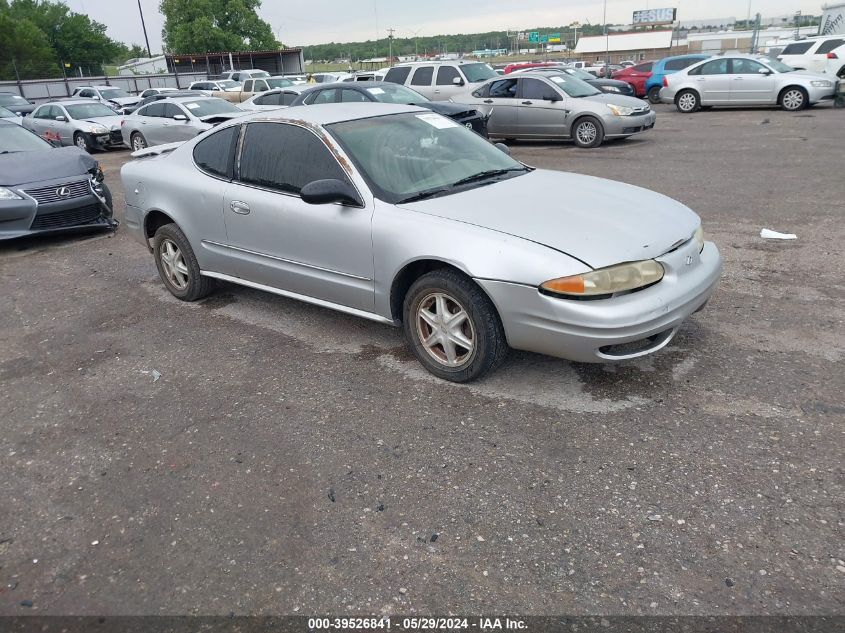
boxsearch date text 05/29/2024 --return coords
[307,617,527,630]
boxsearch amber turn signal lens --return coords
[541,260,665,297]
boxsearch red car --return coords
[611,61,654,97]
[503,62,564,74]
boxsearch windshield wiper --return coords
[397,187,452,203]
[450,167,527,188]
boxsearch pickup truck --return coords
[212,76,296,103]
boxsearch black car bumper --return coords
[88,130,125,150]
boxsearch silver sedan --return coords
[23,100,125,151]
[121,96,245,150]
[454,71,655,147]
[660,54,837,112]
[120,104,720,382]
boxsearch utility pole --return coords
[137,0,152,57]
[603,0,610,69]
[387,28,395,65]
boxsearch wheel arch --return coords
[389,258,486,323]
[144,209,177,245]
[778,84,808,104]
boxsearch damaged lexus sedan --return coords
[0,120,115,239]
[121,104,720,382]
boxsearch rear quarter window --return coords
[817,39,844,54]
[193,125,239,179]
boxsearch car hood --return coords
[397,170,700,269]
[583,92,650,108]
[590,78,633,90]
[82,116,125,130]
[197,112,245,125]
[416,101,480,118]
[0,146,95,187]
[108,96,141,105]
[780,70,833,82]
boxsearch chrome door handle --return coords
[521,101,533,105]
[484,99,494,103]
[230,200,250,215]
[733,77,743,80]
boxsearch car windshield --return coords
[364,84,429,104]
[461,63,498,82]
[562,67,597,81]
[0,94,28,106]
[100,88,131,99]
[267,78,294,89]
[180,99,240,117]
[0,124,52,152]
[546,74,601,97]
[764,58,796,73]
[0,105,16,117]
[250,71,270,78]
[327,112,528,204]
[65,103,118,119]
[217,80,239,89]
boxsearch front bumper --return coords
[807,84,837,103]
[87,129,125,150]
[477,239,721,363]
[602,111,656,137]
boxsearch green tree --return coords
[160,0,278,54]
[0,9,59,79]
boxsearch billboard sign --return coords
[632,7,677,25]
[548,32,561,43]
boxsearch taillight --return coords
[828,52,839,59]
[663,76,668,87]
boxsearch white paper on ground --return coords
[760,228,797,240]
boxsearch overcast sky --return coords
[65,0,818,51]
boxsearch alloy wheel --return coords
[415,292,476,367]
[678,92,697,112]
[576,121,598,145]
[782,89,804,111]
[75,135,87,149]
[159,238,189,291]
[132,134,146,151]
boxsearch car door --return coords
[408,66,435,99]
[478,78,519,137]
[516,78,568,138]
[223,121,375,312]
[136,102,167,145]
[690,58,732,104]
[27,105,55,139]
[160,103,199,142]
[728,58,778,104]
[433,65,464,101]
[53,105,76,145]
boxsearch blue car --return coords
[644,54,710,103]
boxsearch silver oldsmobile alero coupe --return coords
[120,103,721,382]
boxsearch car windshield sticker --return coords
[185,103,200,110]
[367,87,385,95]
[416,113,458,129]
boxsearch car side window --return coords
[142,102,165,117]
[410,66,434,86]
[237,122,350,196]
[471,85,489,98]
[34,106,54,119]
[817,39,844,54]
[282,92,299,105]
[340,89,368,102]
[664,58,691,71]
[520,78,558,101]
[255,80,268,91]
[384,66,412,84]
[163,103,184,119]
[731,59,767,74]
[697,59,730,75]
[193,125,239,179]
[633,62,653,72]
[436,66,461,86]
[780,42,813,55]
[79,89,95,98]
[312,89,337,104]
[489,78,518,98]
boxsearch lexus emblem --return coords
[56,186,71,198]
[465,122,473,129]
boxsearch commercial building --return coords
[164,49,305,77]
[573,30,685,63]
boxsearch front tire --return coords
[152,223,215,301]
[779,87,807,111]
[73,132,92,152]
[675,89,700,113]
[572,116,604,148]
[647,85,661,104]
[403,269,508,383]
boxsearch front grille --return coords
[30,204,103,230]
[24,180,90,204]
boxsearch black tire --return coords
[675,89,700,113]
[571,116,604,148]
[131,132,148,152]
[73,132,92,152]
[403,269,508,383]
[779,86,807,111]
[647,85,661,104]
[152,223,215,301]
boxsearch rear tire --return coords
[675,90,700,113]
[131,132,148,151]
[152,223,215,301]
[647,85,661,104]
[572,116,604,148]
[403,269,508,383]
[779,87,807,111]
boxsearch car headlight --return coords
[0,187,23,200]
[606,103,634,116]
[811,80,832,87]
[87,125,108,134]
[603,86,621,93]
[540,260,665,297]
[693,225,705,253]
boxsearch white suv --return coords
[219,69,270,83]
[383,61,498,101]
[778,35,845,73]
[823,42,845,78]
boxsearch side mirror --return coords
[173,114,188,121]
[758,68,773,75]
[55,115,67,121]
[452,77,465,86]
[494,142,510,155]
[300,179,362,206]
[544,93,562,102]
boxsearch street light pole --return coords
[603,0,609,70]
[137,0,152,57]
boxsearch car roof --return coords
[240,102,425,126]
[392,60,485,66]
[42,99,94,106]
[301,81,406,91]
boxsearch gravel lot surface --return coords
[1,103,843,616]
